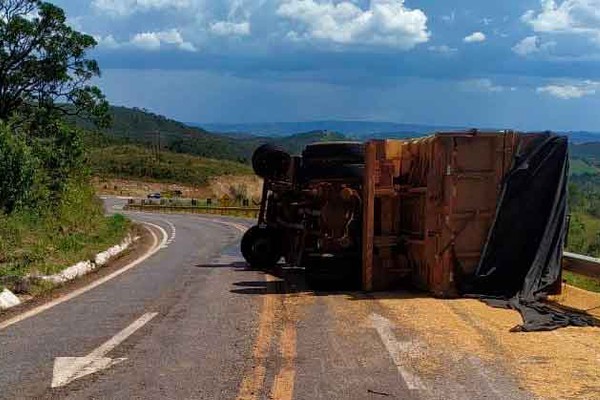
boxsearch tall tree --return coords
[0,0,108,127]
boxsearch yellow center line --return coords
[236,274,278,400]
[269,316,297,400]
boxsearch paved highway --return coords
[0,198,534,400]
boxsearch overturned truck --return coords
[242,131,580,330]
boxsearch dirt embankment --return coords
[94,175,263,201]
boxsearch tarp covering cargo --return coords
[469,134,596,331]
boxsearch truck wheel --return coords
[241,226,282,269]
[252,144,292,180]
[301,163,365,181]
[302,142,365,164]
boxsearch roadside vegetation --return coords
[563,271,600,293]
[89,145,252,186]
[0,1,129,293]
[567,172,600,257]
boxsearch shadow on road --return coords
[196,261,431,302]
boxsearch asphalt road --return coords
[0,198,534,400]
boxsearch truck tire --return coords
[302,142,365,164]
[241,226,282,269]
[301,163,365,181]
[252,144,292,180]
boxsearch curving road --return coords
[0,198,535,400]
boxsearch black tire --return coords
[252,144,292,180]
[302,142,365,164]
[241,226,282,269]
[301,163,365,181]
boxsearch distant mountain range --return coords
[192,121,600,144]
[192,121,459,139]
[76,107,349,163]
[78,106,600,167]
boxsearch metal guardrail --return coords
[125,204,260,219]
[563,252,600,279]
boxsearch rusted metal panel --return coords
[362,131,524,295]
[362,142,377,291]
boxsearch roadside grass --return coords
[566,211,600,257]
[570,158,600,176]
[563,271,600,293]
[0,212,129,281]
[0,185,130,292]
[89,145,253,187]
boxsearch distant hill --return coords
[79,106,600,172]
[571,142,600,162]
[567,132,600,144]
[76,107,351,163]
[194,120,461,138]
[194,121,600,143]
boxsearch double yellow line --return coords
[236,275,297,400]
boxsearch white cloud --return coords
[522,0,600,44]
[428,45,457,54]
[92,0,193,17]
[95,34,122,49]
[131,29,196,51]
[512,35,556,56]
[276,0,430,49]
[537,81,600,99]
[461,79,516,93]
[463,31,486,43]
[210,21,251,36]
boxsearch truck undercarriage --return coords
[241,142,366,286]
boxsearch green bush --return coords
[0,124,36,213]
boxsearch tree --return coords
[0,122,35,213]
[0,0,108,127]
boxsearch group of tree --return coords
[567,174,600,256]
[0,0,108,214]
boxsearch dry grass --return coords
[94,175,263,202]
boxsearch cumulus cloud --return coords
[461,79,515,93]
[92,0,193,17]
[95,34,122,49]
[512,35,556,56]
[463,32,486,43]
[130,29,197,51]
[537,81,600,99]
[210,21,251,36]
[276,0,430,49]
[95,29,196,52]
[522,0,600,44]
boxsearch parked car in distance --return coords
[147,192,161,199]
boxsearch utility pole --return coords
[154,130,161,162]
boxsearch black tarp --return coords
[469,133,597,332]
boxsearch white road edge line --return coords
[370,313,427,391]
[0,223,168,331]
[52,312,158,388]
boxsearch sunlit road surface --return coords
[0,198,598,400]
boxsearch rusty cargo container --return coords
[362,131,532,296]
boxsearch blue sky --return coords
[51,0,600,131]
